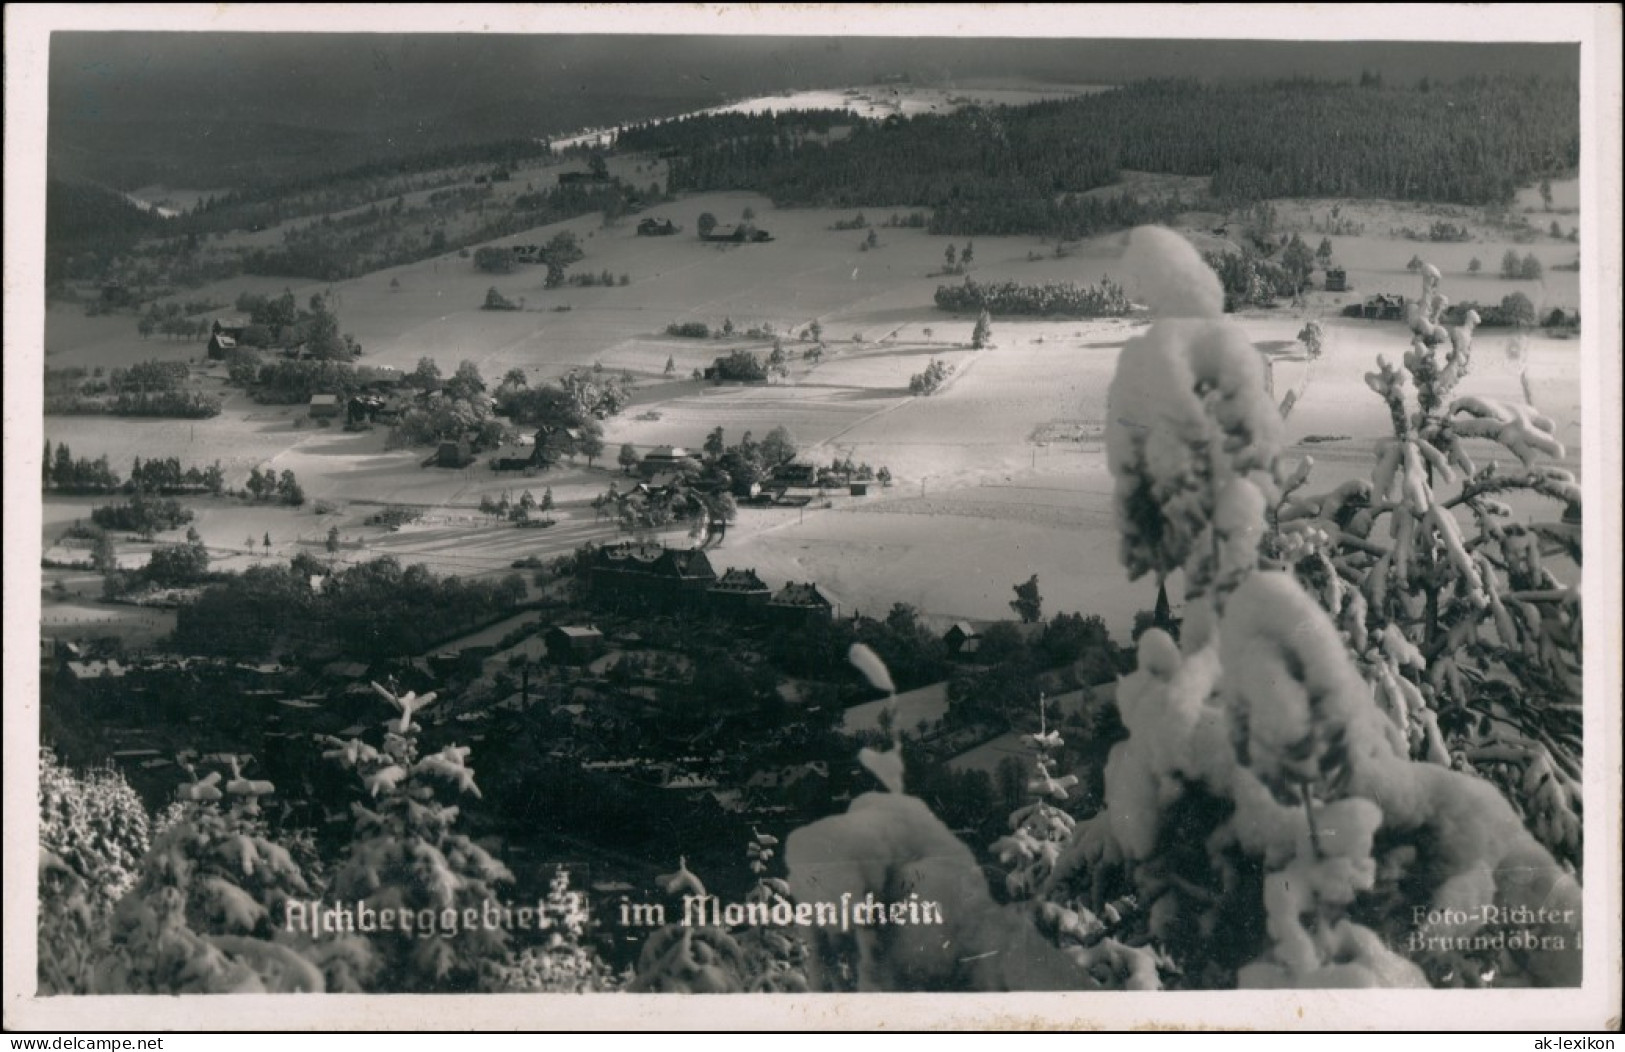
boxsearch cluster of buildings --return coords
[579,542,835,632]
[574,542,1040,663]
[45,639,372,723]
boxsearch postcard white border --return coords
[5,3,1620,1032]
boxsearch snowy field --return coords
[41,189,1584,639]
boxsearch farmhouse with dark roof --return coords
[589,543,717,612]
[766,582,834,628]
[708,568,772,619]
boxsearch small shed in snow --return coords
[207,333,238,360]
[545,625,605,665]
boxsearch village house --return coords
[772,462,818,486]
[638,445,693,478]
[40,638,82,668]
[206,331,238,360]
[589,543,717,612]
[708,567,772,619]
[1324,267,1350,292]
[766,582,834,629]
[355,365,405,391]
[58,658,132,713]
[740,483,790,507]
[426,438,476,469]
[64,658,128,683]
[308,393,342,420]
[943,621,982,658]
[545,626,605,665]
[490,447,540,473]
[632,473,684,499]
[942,619,1045,662]
[447,645,498,679]
[346,394,389,427]
[427,652,462,679]
[706,788,748,814]
[1354,292,1407,321]
[373,393,414,425]
[636,218,679,236]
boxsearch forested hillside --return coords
[44,179,169,286]
[626,76,1578,236]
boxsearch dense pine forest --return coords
[44,180,170,286]
[934,276,1133,318]
[46,76,1578,292]
[171,138,558,238]
[622,76,1578,236]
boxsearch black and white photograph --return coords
[5,4,1620,1032]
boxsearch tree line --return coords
[124,455,225,496]
[44,360,222,420]
[618,76,1576,239]
[45,179,168,287]
[41,442,121,493]
[934,276,1133,317]
[172,138,556,237]
[90,495,194,536]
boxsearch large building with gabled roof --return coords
[766,581,834,628]
[708,567,772,619]
[588,542,717,612]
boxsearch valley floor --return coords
[38,189,1585,638]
